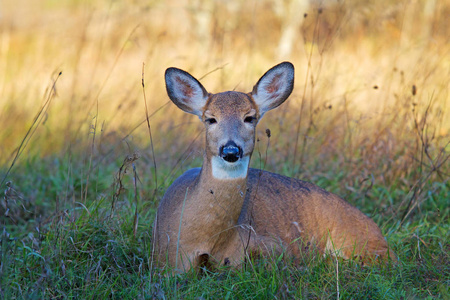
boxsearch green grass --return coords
[1,151,448,299]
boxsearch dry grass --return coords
[1,0,448,160]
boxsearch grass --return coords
[1,0,449,299]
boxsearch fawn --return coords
[154,62,395,273]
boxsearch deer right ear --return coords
[165,68,209,117]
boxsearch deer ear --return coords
[165,68,209,117]
[251,62,294,117]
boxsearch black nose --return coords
[220,141,242,163]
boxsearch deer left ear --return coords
[251,62,294,118]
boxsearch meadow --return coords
[0,0,449,298]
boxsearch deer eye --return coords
[205,118,217,125]
[244,116,256,123]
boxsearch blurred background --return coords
[0,0,449,216]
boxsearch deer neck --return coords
[192,152,250,228]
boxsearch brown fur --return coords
[155,62,395,273]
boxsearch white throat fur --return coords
[211,156,250,180]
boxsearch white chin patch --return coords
[211,156,250,180]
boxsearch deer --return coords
[154,62,395,273]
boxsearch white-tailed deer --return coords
[155,62,395,273]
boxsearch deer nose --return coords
[220,141,242,163]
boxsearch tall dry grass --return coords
[0,0,448,208]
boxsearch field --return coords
[1,0,449,298]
